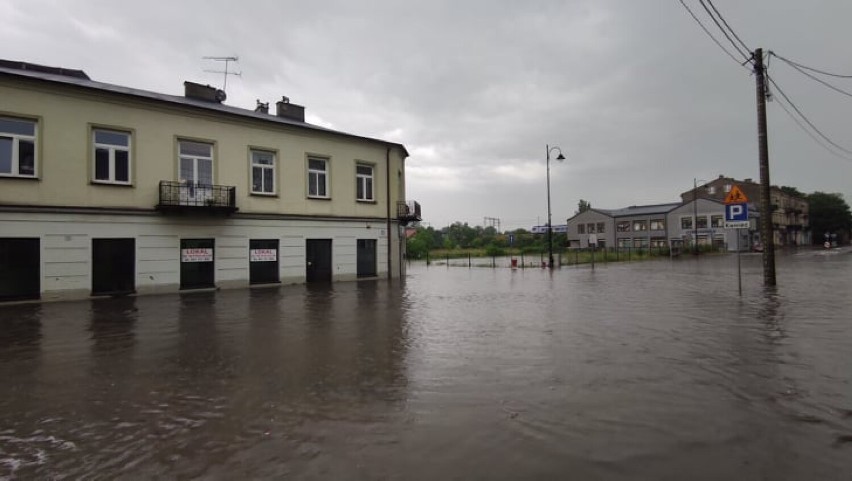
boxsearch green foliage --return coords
[484,244,506,257]
[780,186,804,197]
[807,192,852,242]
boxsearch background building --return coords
[0,60,419,302]
[680,175,809,247]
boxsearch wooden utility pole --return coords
[754,48,776,286]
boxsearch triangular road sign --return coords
[724,185,749,204]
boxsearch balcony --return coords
[397,200,421,224]
[156,181,238,215]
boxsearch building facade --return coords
[0,61,419,302]
[566,204,680,249]
[666,198,749,251]
[680,175,809,247]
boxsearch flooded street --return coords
[1,251,851,480]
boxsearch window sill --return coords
[307,196,332,201]
[250,192,279,198]
[356,199,377,204]
[90,180,133,187]
[0,174,39,180]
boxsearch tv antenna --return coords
[202,56,241,93]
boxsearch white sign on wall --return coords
[250,248,278,262]
[181,248,213,263]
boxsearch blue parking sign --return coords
[724,203,749,228]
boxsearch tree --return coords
[780,186,804,197]
[807,192,852,244]
[577,199,591,214]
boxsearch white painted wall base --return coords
[1,211,401,302]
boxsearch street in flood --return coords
[1,251,851,480]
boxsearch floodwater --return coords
[1,250,851,480]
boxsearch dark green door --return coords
[0,238,39,301]
[180,238,215,289]
[92,238,135,295]
[306,239,332,283]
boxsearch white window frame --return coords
[0,116,37,178]
[92,128,131,185]
[680,216,693,230]
[356,163,374,202]
[250,149,276,195]
[179,140,214,186]
[307,157,329,199]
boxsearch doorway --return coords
[92,238,135,295]
[306,239,332,283]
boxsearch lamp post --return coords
[546,145,565,269]
[693,178,708,255]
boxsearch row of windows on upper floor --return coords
[575,215,726,234]
[0,116,378,202]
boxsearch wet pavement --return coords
[1,250,851,480]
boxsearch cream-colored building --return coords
[0,60,419,302]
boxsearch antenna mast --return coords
[202,56,241,93]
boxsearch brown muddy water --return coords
[1,250,851,480]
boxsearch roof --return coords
[0,60,408,157]
[596,202,682,218]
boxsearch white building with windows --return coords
[0,60,419,302]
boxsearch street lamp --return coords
[546,145,565,269]
[693,178,708,255]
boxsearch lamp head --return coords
[556,153,566,161]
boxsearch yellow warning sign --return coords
[724,185,749,204]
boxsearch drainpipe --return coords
[386,147,393,279]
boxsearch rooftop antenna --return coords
[202,56,241,93]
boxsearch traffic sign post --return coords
[724,186,749,296]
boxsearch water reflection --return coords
[0,253,850,479]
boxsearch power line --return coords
[697,0,751,61]
[767,74,852,156]
[677,0,750,69]
[771,85,852,163]
[769,53,852,79]
[703,0,751,54]
[770,52,852,100]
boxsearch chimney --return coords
[184,81,226,103]
[275,96,305,122]
[744,178,753,183]
[255,100,269,114]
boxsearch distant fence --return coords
[410,245,724,269]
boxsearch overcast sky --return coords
[3,0,851,230]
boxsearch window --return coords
[578,224,586,234]
[179,140,213,186]
[696,216,708,229]
[250,150,276,195]
[92,129,131,184]
[650,219,665,231]
[308,157,329,198]
[650,237,667,248]
[633,237,648,248]
[596,222,606,233]
[681,217,693,229]
[633,220,647,231]
[617,221,630,232]
[711,215,724,228]
[617,238,631,248]
[356,164,374,201]
[724,184,732,193]
[708,186,716,195]
[0,116,37,178]
[587,223,596,234]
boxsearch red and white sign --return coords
[181,248,213,263]
[250,248,277,262]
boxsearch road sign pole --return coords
[737,228,742,296]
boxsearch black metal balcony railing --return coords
[397,200,421,224]
[156,180,237,214]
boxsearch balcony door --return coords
[178,140,214,205]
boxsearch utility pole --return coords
[753,48,776,286]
